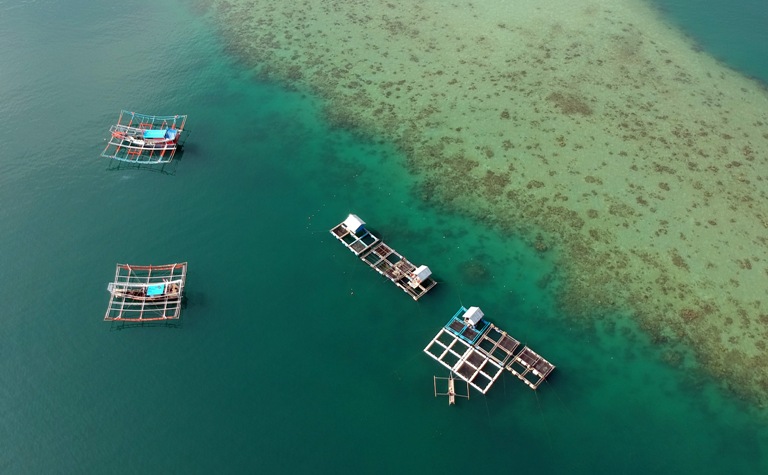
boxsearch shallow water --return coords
[0,0,766,473]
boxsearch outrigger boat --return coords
[111,128,180,148]
[104,263,187,322]
[107,280,182,301]
[102,110,187,164]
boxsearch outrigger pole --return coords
[433,372,470,406]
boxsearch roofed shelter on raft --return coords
[102,110,187,164]
[104,262,187,322]
[330,214,437,300]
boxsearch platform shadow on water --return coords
[107,294,189,331]
[104,146,185,175]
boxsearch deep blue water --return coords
[650,0,768,83]
[0,0,766,473]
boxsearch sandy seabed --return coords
[206,0,768,405]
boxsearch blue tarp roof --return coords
[143,129,168,139]
[146,284,165,296]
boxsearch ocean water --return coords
[0,0,766,473]
[651,0,768,83]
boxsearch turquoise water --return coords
[0,0,767,473]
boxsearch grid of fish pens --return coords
[424,309,556,395]
[423,328,504,394]
[331,215,437,300]
[507,346,556,390]
[330,222,379,256]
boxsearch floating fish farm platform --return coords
[424,306,555,394]
[330,214,436,300]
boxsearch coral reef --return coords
[209,0,768,406]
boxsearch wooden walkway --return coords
[424,307,555,394]
[331,215,436,300]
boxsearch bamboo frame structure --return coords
[104,262,187,322]
[102,110,187,164]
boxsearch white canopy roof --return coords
[343,214,366,234]
[412,265,432,283]
[463,306,484,327]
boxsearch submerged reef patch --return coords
[546,92,594,116]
